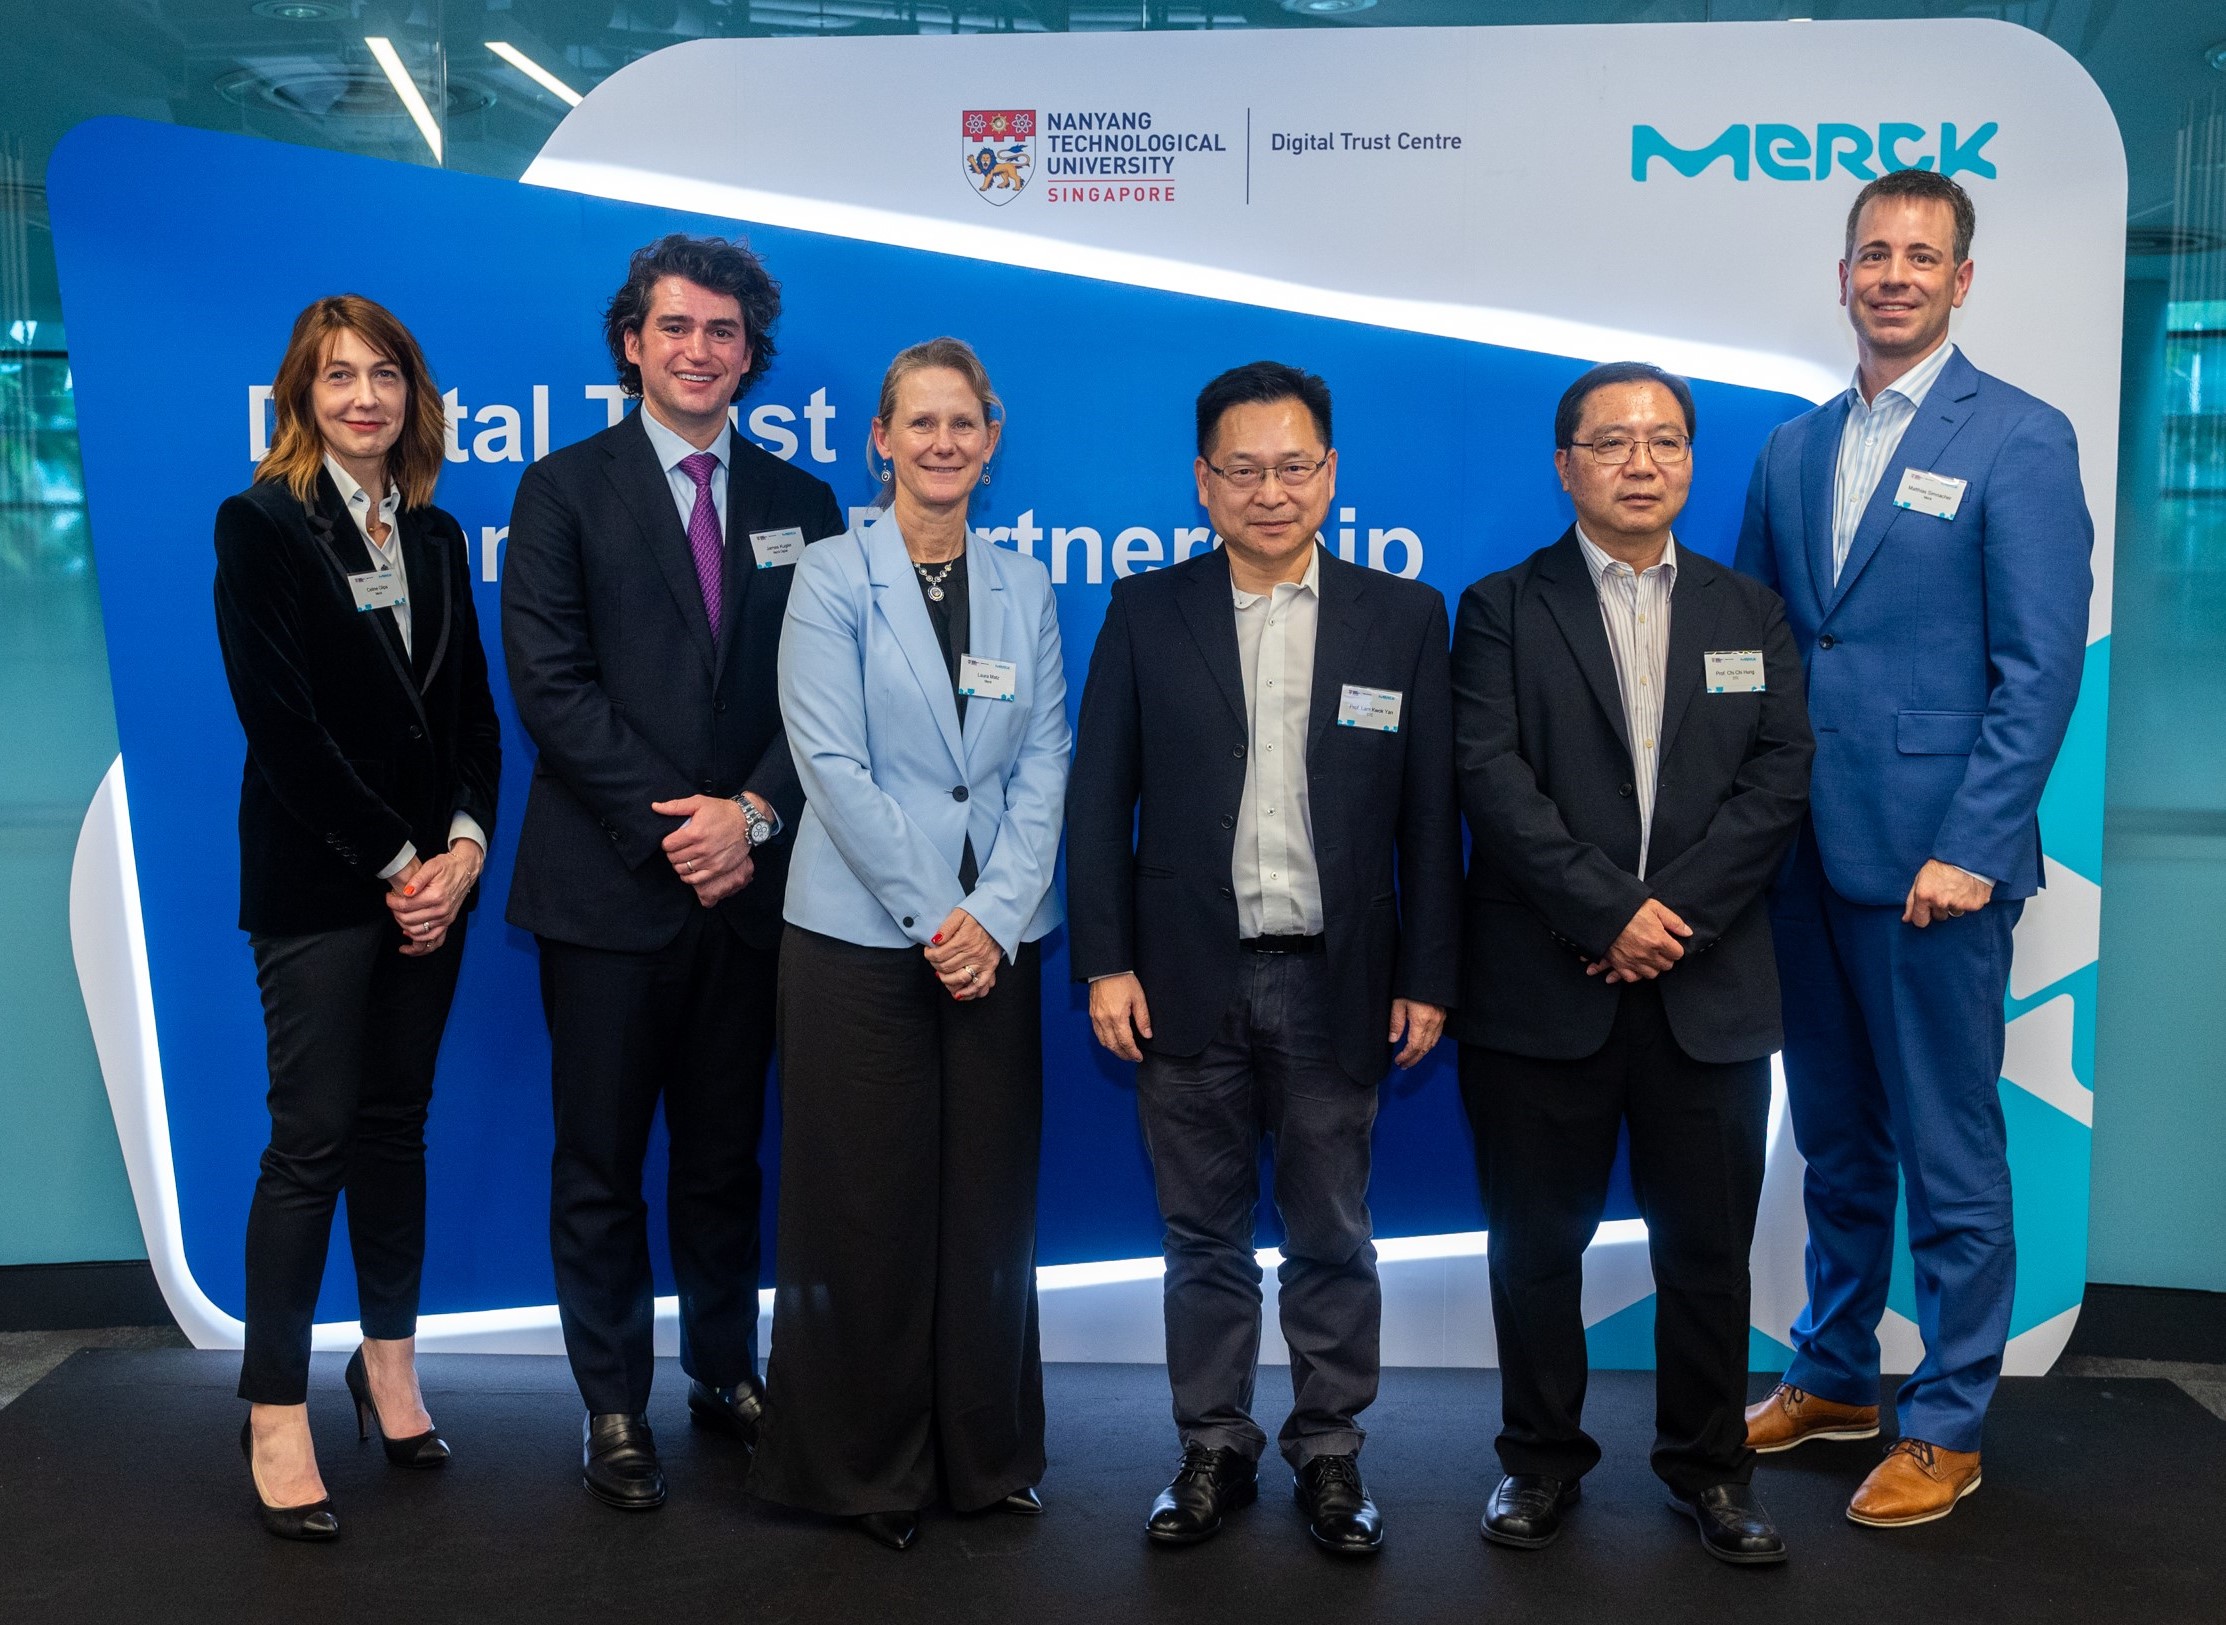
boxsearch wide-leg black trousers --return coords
[1460,981,1770,1498]
[750,926,1045,1517]
[239,916,466,1405]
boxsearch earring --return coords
[866,443,893,486]
[979,464,992,488]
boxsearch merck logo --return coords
[1632,122,1998,182]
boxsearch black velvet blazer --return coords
[212,472,501,937]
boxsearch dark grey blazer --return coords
[500,408,844,953]
[1452,530,1813,1064]
[1067,544,1463,1085]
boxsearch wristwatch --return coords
[736,795,775,848]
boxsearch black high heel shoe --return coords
[241,1419,339,1542]
[344,1347,451,1468]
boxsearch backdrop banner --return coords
[49,19,2120,1371]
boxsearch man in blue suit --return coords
[1734,169,2092,1527]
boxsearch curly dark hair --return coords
[603,234,782,401]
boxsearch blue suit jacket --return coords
[777,508,1070,957]
[1734,347,2092,905]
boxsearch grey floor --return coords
[0,1325,189,1408]
[6,1329,2223,1418]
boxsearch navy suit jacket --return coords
[1067,545,1462,1085]
[1734,347,2092,904]
[501,409,844,952]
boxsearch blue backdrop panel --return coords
[48,118,1809,1323]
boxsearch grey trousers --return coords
[1136,949,1381,1469]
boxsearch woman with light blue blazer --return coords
[748,339,1069,1552]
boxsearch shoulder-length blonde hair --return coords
[256,295,446,510]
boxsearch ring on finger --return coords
[962,964,978,982]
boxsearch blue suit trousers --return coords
[1770,825,2020,1454]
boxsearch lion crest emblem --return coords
[962,109,1035,206]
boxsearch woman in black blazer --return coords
[213,296,499,1541]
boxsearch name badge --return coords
[1336,684,1403,732]
[1704,650,1766,694]
[1892,468,1967,521]
[749,526,807,568]
[347,567,406,613]
[958,654,1019,702]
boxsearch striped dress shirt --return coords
[1831,338,1957,585]
[1575,525,1677,879]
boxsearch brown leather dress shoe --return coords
[1744,1383,1881,1453]
[1846,1438,1982,1527]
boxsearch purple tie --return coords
[678,451,723,639]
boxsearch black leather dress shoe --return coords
[857,1510,919,1551]
[1667,1482,1788,1565]
[582,1413,666,1511]
[686,1377,765,1450]
[1480,1474,1581,1549]
[1295,1453,1383,1556]
[1146,1442,1259,1545]
[998,1487,1045,1515]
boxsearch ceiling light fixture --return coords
[2205,40,2226,73]
[365,36,443,163]
[487,41,585,108]
[250,1,346,19]
[1278,0,1375,14]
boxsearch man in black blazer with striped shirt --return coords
[502,236,842,1510]
[1453,363,1812,1566]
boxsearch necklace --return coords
[914,555,960,602]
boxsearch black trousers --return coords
[750,927,1045,1517]
[1136,949,1381,1470]
[240,917,466,1405]
[1460,982,1770,1497]
[539,909,778,1416]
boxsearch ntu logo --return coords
[1632,122,1998,183]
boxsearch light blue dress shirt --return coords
[1831,338,1957,585]
[636,405,730,536]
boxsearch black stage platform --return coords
[2,1353,2217,1625]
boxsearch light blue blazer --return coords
[778,508,1070,957]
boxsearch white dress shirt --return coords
[1831,337,1957,585]
[1575,525,1677,880]
[326,453,408,654]
[638,405,731,536]
[1231,545,1326,938]
[322,455,487,879]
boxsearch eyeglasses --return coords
[1203,455,1330,491]
[1568,434,1691,467]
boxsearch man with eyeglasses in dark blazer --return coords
[1452,362,1812,1566]
[1068,360,1461,1559]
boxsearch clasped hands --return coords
[1586,896,1692,984]
[384,838,483,955]
[925,907,1001,1001]
[652,793,773,908]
